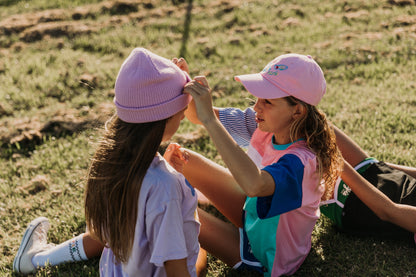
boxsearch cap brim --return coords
[235,73,290,99]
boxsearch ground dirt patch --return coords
[0,102,113,149]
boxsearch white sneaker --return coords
[13,217,54,274]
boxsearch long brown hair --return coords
[84,114,167,263]
[285,96,343,201]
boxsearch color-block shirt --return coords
[219,108,323,276]
[99,154,200,277]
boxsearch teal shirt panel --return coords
[244,196,280,277]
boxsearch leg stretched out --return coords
[14,218,104,275]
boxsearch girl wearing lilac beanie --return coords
[14,48,206,277]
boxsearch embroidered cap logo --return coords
[262,64,288,76]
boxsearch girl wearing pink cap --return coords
[174,54,344,276]
[13,48,207,277]
[171,54,416,276]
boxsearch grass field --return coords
[1,0,416,276]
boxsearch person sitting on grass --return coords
[176,56,416,245]
[13,53,416,276]
[13,47,207,277]
[179,53,344,276]
[324,125,416,241]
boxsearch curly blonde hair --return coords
[286,96,343,201]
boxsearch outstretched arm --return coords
[342,160,416,233]
[164,142,246,227]
[185,99,219,125]
[183,76,275,197]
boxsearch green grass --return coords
[1,0,415,276]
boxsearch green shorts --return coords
[320,158,416,238]
[320,158,376,228]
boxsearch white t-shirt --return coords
[100,154,200,277]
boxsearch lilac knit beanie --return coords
[114,48,191,123]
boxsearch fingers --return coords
[164,143,189,163]
[181,149,190,163]
[194,76,209,87]
[166,142,181,153]
[177,57,185,65]
[183,84,201,97]
[163,143,179,161]
[183,76,210,96]
[183,76,215,124]
[172,57,189,74]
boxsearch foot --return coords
[13,217,54,274]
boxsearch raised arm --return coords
[183,76,275,197]
[185,98,219,125]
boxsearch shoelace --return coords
[31,223,55,252]
[33,223,48,243]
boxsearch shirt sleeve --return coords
[218,107,257,148]
[147,199,188,267]
[257,154,304,219]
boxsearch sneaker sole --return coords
[13,217,50,273]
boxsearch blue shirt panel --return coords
[258,154,304,219]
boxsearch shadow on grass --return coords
[9,258,101,277]
[0,0,25,7]
[294,217,415,276]
[179,0,193,59]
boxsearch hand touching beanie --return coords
[114,48,191,123]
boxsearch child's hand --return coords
[163,143,189,173]
[172,57,189,75]
[183,76,215,125]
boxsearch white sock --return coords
[32,234,88,267]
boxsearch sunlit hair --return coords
[84,114,167,263]
[285,96,343,201]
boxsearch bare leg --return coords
[332,124,369,167]
[333,124,416,178]
[82,233,104,258]
[198,208,241,267]
[184,149,246,228]
[333,125,416,233]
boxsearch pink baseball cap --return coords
[114,48,191,123]
[235,54,326,106]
